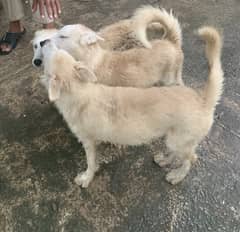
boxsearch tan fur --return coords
[98,18,164,51]
[98,19,143,50]
[32,12,164,67]
[199,27,223,109]
[41,26,223,188]
[53,6,184,87]
[132,5,182,48]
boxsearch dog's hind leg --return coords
[154,152,175,167]
[165,158,191,185]
[74,140,99,188]
[175,63,184,86]
[164,131,198,184]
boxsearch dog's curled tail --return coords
[198,26,224,111]
[132,5,182,48]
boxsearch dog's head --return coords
[53,24,104,60]
[41,39,97,102]
[32,29,58,68]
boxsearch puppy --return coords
[53,6,184,87]
[40,26,223,188]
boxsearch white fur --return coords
[32,29,58,67]
[32,6,183,87]
[40,26,223,188]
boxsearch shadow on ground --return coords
[0,0,240,231]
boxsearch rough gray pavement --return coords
[0,0,240,231]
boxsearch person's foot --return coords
[0,20,25,55]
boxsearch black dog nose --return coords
[40,39,50,47]
[33,59,42,67]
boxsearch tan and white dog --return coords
[53,6,184,87]
[32,6,164,68]
[34,6,184,87]
[40,26,223,188]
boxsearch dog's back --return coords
[95,38,183,87]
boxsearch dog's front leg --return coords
[74,140,98,188]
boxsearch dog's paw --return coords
[74,171,94,188]
[190,153,198,163]
[154,154,166,167]
[154,154,172,167]
[165,169,185,185]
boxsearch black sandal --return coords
[0,28,26,55]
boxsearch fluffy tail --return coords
[132,5,182,48]
[198,26,224,110]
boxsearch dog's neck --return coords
[80,43,106,70]
[54,81,98,118]
[43,48,57,75]
[60,77,109,103]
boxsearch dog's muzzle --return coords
[33,59,42,67]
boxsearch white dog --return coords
[32,6,164,68]
[32,29,58,67]
[33,6,183,87]
[40,26,223,188]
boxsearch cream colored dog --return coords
[40,26,223,188]
[52,6,184,87]
[32,6,164,68]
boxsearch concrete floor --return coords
[0,0,240,231]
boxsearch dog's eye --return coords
[59,35,69,39]
[34,44,38,49]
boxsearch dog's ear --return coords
[74,62,97,82]
[79,31,104,45]
[48,74,62,101]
